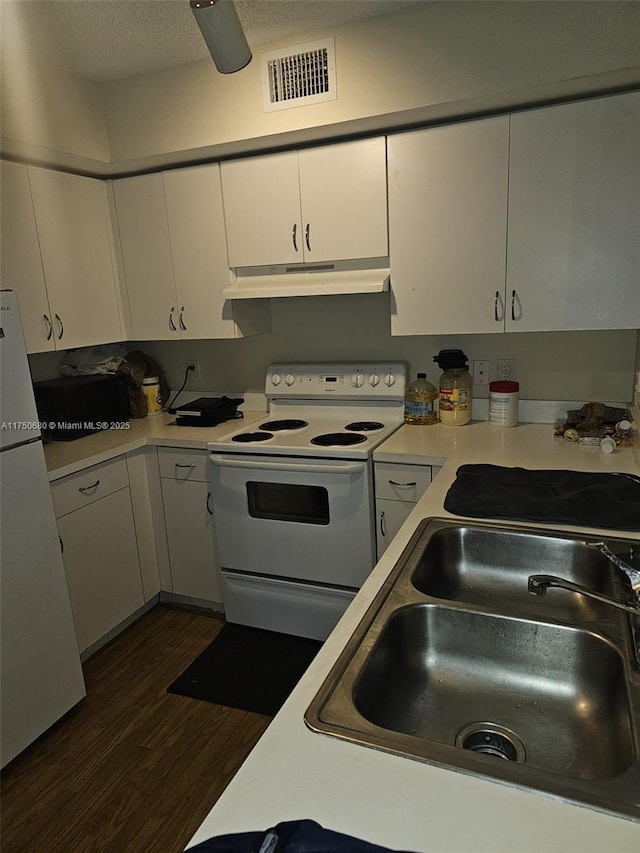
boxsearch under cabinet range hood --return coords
[222,260,391,299]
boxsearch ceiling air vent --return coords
[261,38,336,112]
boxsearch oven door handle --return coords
[208,454,366,476]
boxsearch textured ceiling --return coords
[2,0,425,82]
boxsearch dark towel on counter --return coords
[443,465,640,531]
[189,819,414,853]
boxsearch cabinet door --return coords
[389,117,509,336]
[0,161,54,353]
[112,173,179,340]
[160,477,222,602]
[27,168,123,350]
[163,164,237,340]
[298,137,388,262]
[376,498,415,560]
[57,488,144,653]
[221,150,302,267]
[507,93,640,331]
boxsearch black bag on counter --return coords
[443,464,640,532]
[189,819,413,853]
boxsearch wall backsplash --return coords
[29,293,638,407]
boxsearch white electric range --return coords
[207,362,406,640]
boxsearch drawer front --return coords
[51,457,129,518]
[375,462,432,502]
[158,447,208,481]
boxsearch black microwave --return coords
[34,374,131,441]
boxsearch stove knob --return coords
[351,371,365,388]
[368,372,380,387]
[384,372,396,387]
[285,372,296,386]
[271,372,281,386]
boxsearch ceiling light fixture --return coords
[190,0,252,74]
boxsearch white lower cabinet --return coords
[52,458,145,655]
[374,462,439,559]
[158,448,222,604]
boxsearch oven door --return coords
[208,453,375,587]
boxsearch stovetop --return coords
[207,414,402,459]
[207,362,407,460]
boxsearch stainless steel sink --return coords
[305,519,640,819]
[411,525,617,621]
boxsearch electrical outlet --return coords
[473,360,490,385]
[497,359,517,381]
[185,360,200,384]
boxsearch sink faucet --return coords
[528,575,640,615]
[589,542,640,593]
[528,541,640,616]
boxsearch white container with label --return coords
[489,380,519,427]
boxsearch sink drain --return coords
[455,723,526,763]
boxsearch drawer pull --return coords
[175,463,196,469]
[388,480,417,487]
[78,480,100,492]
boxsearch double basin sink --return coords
[305,519,640,819]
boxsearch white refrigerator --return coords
[0,289,85,768]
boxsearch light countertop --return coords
[43,410,265,479]
[186,419,640,853]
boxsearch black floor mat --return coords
[167,623,323,716]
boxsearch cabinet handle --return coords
[494,291,500,322]
[380,510,386,537]
[292,223,298,252]
[178,307,186,331]
[59,536,64,554]
[511,289,517,321]
[388,480,417,487]
[43,314,53,341]
[206,491,213,516]
[175,463,195,468]
[305,223,311,252]
[54,313,64,340]
[169,308,177,331]
[78,480,100,493]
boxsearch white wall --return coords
[0,3,110,171]
[70,294,633,405]
[2,2,639,173]
[103,1,640,171]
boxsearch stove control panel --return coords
[266,363,406,400]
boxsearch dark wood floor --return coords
[1,605,271,853]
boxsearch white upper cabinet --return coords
[388,92,639,337]
[113,164,270,341]
[222,151,302,267]
[27,167,124,351]
[0,161,53,353]
[112,173,178,341]
[388,116,510,336]
[221,137,388,268]
[506,93,640,332]
[1,162,123,352]
[297,138,388,263]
